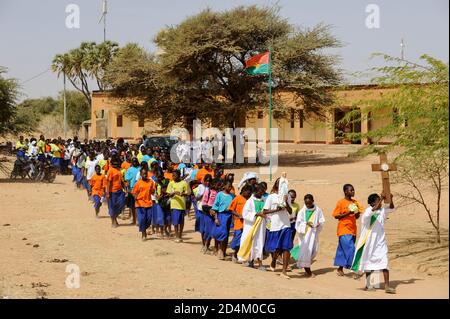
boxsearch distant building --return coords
[86,84,396,145]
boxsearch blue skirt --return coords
[264,227,294,253]
[137,207,153,232]
[202,213,215,241]
[93,195,102,210]
[230,229,243,251]
[211,211,232,242]
[152,204,165,226]
[194,202,204,233]
[334,234,356,269]
[83,177,91,192]
[164,208,171,225]
[171,209,185,226]
[73,166,83,185]
[108,190,126,217]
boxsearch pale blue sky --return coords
[0,0,448,101]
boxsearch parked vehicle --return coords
[143,136,179,152]
[10,156,57,183]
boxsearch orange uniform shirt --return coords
[107,167,123,193]
[332,198,363,236]
[121,161,131,170]
[131,179,156,208]
[164,172,173,181]
[228,195,247,231]
[196,168,214,182]
[90,173,107,197]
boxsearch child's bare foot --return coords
[269,260,276,272]
[218,250,225,260]
[336,268,345,276]
[280,272,291,279]
[353,272,364,280]
[385,286,396,294]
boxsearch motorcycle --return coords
[35,157,57,183]
[10,156,33,179]
[10,155,57,183]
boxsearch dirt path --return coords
[0,156,448,299]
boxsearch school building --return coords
[84,84,396,145]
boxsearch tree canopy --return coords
[0,67,23,135]
[105,5,342,130]
[52,41,119,106]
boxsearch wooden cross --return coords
[371,153,397,204]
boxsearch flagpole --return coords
[268,47,273,182]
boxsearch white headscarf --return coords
[237,172,259,189]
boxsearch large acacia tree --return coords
[106,6,342,130]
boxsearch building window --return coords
[290,108,295,128]
[299,110,304,128]
[257,111,264,119]
[273,110,282,119]
[117,114,123,127]
[138,118,145,127]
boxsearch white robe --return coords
[353,206,394,271]
[295,205,325,268]
[239,195,266,262]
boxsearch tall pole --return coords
[63,72,67,139]
[268,47,273,182]
[400,38,405,60]
[103,10,106,42]
[100,0,107,42]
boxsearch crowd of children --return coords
[14,135,397,294]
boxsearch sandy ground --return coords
[0,152,448,299]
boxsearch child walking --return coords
[200,178,219,254]
[210,181,235,260]
[89,164,106,217]
[167,170,190,243]
[106,156,126,228]
[131,167,156,241]
[295,194,325,278]
[263,178,294,279]
[332,184,363,277]
[228,185,252,263]
[351,193,396,294]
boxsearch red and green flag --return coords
[245,51,270,75]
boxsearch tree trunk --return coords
[436,227,441,244]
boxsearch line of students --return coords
[71,140,396,293]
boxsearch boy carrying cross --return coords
[352,193,396,294]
